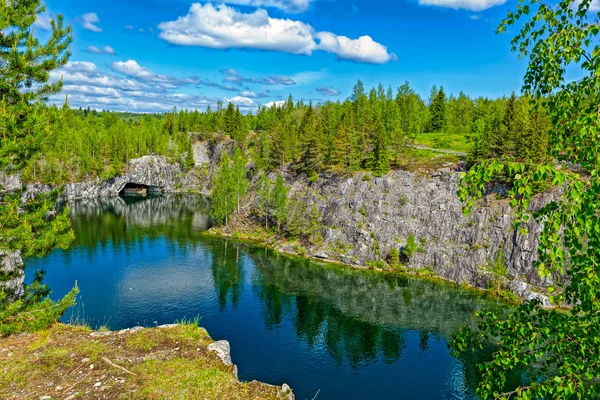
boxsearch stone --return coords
[0,250,25,300]
[207,340,233,367]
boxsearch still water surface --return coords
[27,195,505,400]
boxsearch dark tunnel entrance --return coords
[119,182,162,197]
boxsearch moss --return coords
[359,206,367,217]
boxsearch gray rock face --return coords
[277,170,554,293]
[0,171,22,193]
[207,340,233,366]
[62,156,182,200]
[0,250,25,299]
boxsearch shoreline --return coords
[202,225,522,305]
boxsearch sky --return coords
[31,0,585,113]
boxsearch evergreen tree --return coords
[429,86,447,133]
[299,103,321,179]
[0,0,77,334]
[371,116,390,176]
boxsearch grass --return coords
[0,323,288,399]
[403,149,461,172]
[414,132,472,153]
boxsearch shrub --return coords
[403,234,417,258]
[359,206,367,216]
[387,248,400,266]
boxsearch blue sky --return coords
[36,0,545,112]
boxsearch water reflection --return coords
[28,195,508,400]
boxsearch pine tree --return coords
[299,103,321,179]
[0,0,77,334]
[371,116,390,176]
[224,102,236,138]
[429,86,447,133]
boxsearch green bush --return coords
[387,247,400,266]
[403,234,417,258]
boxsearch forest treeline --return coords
[24,80,549,183]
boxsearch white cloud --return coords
[220,68,297,85]
[34,13,52,30]
[158,3,395,64]
[225,96,256,107]
[49,61,257,113]
[124,25,134,30]
[79,13,102,32]
[85,45,116,55]
[264,100,286,108]
[573,0,600,12]
[219,0,314,13]
[111,60,155,80]
[316,86,340,96]
[316,32,397,64]
[158,3,316,55]
[239,90,270,98]
[418,0,506,11]
[469,14,482,19]
[86,46,103,54]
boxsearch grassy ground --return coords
[403,149,461,172]
[414,132,472,153]
[0,323,288,400]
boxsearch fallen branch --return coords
[102,357,136,376]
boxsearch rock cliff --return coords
[269,170,552,301]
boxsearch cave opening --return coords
[119,182,162,197]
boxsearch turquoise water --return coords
[26,195,505,400]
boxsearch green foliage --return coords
[403,234,417,259]
[256,172,288,232]
[210,152,235,226]
[386,247,400,266]
[0,272,78,336]
[452,1,600,398]
[0,0,71,169]
[0,2,77,335]
[428,86,447,133]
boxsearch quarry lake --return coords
[26,195,507,400]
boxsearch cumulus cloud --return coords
[124,25,134,30]
[198,80,240,91]
[85,45,117,55]
[158,3,395,64]
[49,61,257,113]
[104,46,116,55]
[34,13,52,30]
[316,32,397,64]
[239,90,270,98]
[220,68,296,86]
[225,96,256,107]
[158,4,316,55]
[220,0,314,13]
[78,13,102,32]
[418,0,506,11]
[316,86,340,96]
[263,100,286,108]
